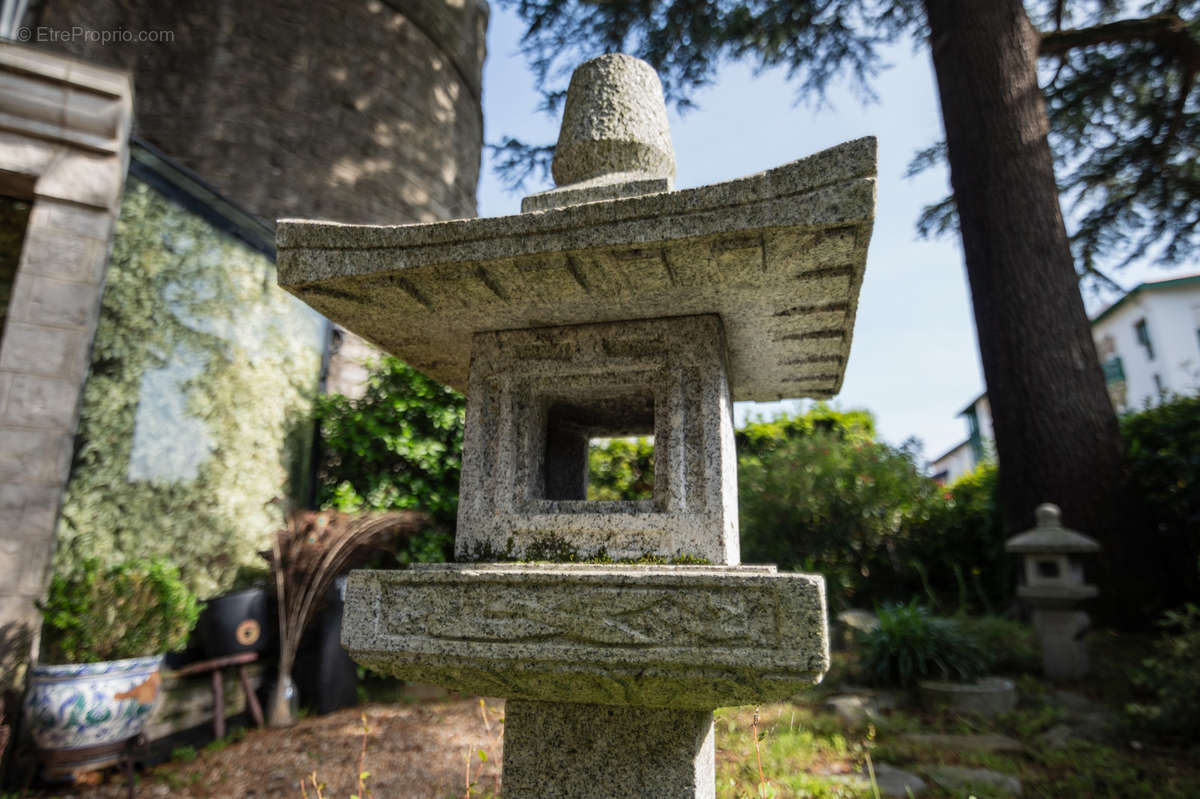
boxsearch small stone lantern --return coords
[1006,503,1100,680]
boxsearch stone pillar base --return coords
[502,700,715,799]
[1033,609,1090,680]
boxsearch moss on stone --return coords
[457,532,711,566]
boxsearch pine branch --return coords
[486,137,555,193]
[1081,262,1125,294]
[1163,64,1196,161]
[1039,13,1200,68]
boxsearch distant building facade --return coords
[1092,274,1200,412]
[930,273,1200,483]
[929,393,993,484]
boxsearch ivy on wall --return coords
[53,179,325,599]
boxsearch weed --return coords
[717,704,877,798]
[157,769,203,791]
[203,727,246,754]
[298,713,374,799]
[464,699,503,798]
[171,744,198,763]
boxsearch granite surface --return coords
[503,700,714,799]
[521,171,672,213]
[310,52,844,799]
[276,136,876,401]
[342,563,829,710]
[456,316,739,564]
[1031,608,1092,680]
[1005,503,1101,553]
[551,54,675,187]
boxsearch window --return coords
[965,406,984,463]
[1101,356,1126,385]
[1102,356,1128,411]
[1135,318,1155,360]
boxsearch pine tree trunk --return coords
[921,1,1148,627]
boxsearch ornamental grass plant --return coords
[860,601,987,689]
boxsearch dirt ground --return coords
[30,696,505,799]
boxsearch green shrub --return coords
[737,408,939,610]
[860,602,987,688]
[952,614,1040,674]
[588,437,654,500]
[736,403,877,454]
[315,356,464,563]
[1120,395,1200,615]
[904,464,1013,615]
[40,558,202,663]
[171,745,198,763]
[1126,603,1200,740]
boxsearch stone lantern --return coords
[1006,503,1100,680]
[277,54,876,799]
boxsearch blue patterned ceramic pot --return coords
[23,656,164,750]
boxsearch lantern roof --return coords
[1006,503,1101,554]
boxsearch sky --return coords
[475,6,1191,462]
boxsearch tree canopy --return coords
[494,0,1199,282]
[493,0,1199,627]
[314,356,465,563]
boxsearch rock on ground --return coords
[927,764,1022,796]
[824,689,903,727]
[831,762,928,798]
[870,762,929,797]
[900,732,1024,753]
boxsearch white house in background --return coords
[930,273,1200,484]
[929,393,993,484]
[1092,273,1200,411]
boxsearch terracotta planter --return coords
[23,655,164,752]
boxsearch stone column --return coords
[0,43,132,693]
[1032,609,1090,681]
[503,701,715,799]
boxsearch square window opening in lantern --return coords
[538,392,656,502]
[586,435,655,502]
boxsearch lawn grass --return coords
[716,704,874,798]
[715,690,1200,799]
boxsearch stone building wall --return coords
[36,0,487,224]
[326,326,378,400]
[0,0,488,700]
[0,44,133,694]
